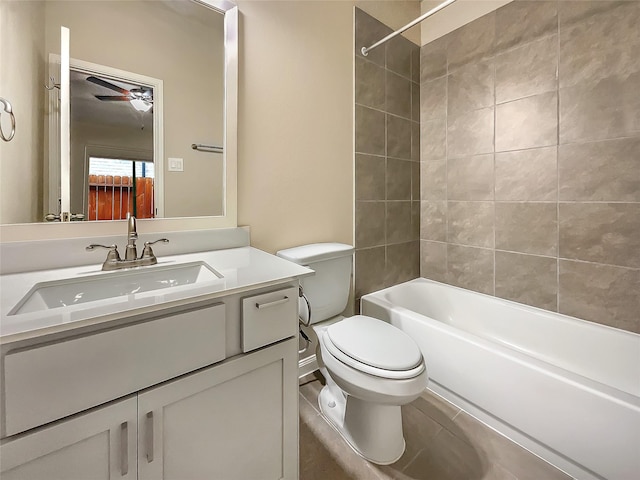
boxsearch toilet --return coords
[276,243,427,465]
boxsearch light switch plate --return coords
[168,157,184,172]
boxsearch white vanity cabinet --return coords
[0,282,301,480]
[0,397,138,480]
[138,337,298,480]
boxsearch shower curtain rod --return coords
[361,0,457,56]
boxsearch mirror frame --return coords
[0,0,238,242]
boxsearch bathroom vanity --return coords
[0,230,311,479]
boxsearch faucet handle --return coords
[86,244,121,262]
[141,238,169,260]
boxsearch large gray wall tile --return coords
[355,247,386,299]
[387,241,420,285]
[421,118,447,160]
[394,0,640,333]
[495,1,558,52]
[559,202,640,268]
[447,155,494,201]
[446,244,494,295]
[420,35,447,82]
[447,60,494,117]
[559,1,640,88]
[387,114,412,160]
[421,201,447,242]
[447,201,494,248]
[421,159,447,201]
[447,12,495,70]
[355,105,385,155]
[559,137,640,201]
[387,201,413,244]
[386,158,412,200]
[495,147,557,201]
[421,76,447,121]
[558,0,631,26]
[496,202,557,256]
[386,34,414,79]
[355,57,385,109]
[355,201,385,248]
[559,260,640,333]
[495,35,558,104]
[495,251,557,311]
[356,154,385,201]
[447,107,494,157]
[420,240,447,282]
[559,72,640,144]
[496,91,558,152]
[386,70,412,119]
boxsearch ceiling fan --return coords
[86,75,153,112]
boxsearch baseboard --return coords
[298,354,318,379]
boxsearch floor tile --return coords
[453,411,573,480]
[299,380,573,480]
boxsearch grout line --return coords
[493,43,497,297]
[444,57,449,281]
[398,448,427,475]
[556,10,561,314]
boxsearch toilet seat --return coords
[323,315,425,380]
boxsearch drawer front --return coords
[242,287,297,353]
[4,303,225,437]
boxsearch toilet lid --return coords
[326,315,423,371]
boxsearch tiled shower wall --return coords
[354,8,421,306]
[419,1,639,333]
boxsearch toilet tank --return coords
[276,243,354,324]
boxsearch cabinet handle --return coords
[146,411,154,463]
[120,422,129,476]
[255,296,289,309]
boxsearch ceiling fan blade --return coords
[86,76,130,95]
[95,95,132,101]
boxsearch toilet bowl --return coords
[275,243,428,465]
[314,316,427,464]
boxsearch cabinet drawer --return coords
[4,303,225,437]
[241,287,297,352]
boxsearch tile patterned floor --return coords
[299,376,573,480]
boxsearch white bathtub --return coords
[361,278,640,480]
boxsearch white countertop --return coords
[0,247,313,344]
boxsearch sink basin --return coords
[9,262,223,315]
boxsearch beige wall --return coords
[0,0,45,224]
[236,0,420,254]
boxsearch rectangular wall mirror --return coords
[0,0,237,229]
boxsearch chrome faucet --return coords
[125,215,138,261]
[86,216,169,271]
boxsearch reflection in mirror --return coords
[0,0,230,225]
[69,66,160,221]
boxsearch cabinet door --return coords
[0,397,137,480]
[138,337,298,480]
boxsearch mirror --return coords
[0,0,237,226]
